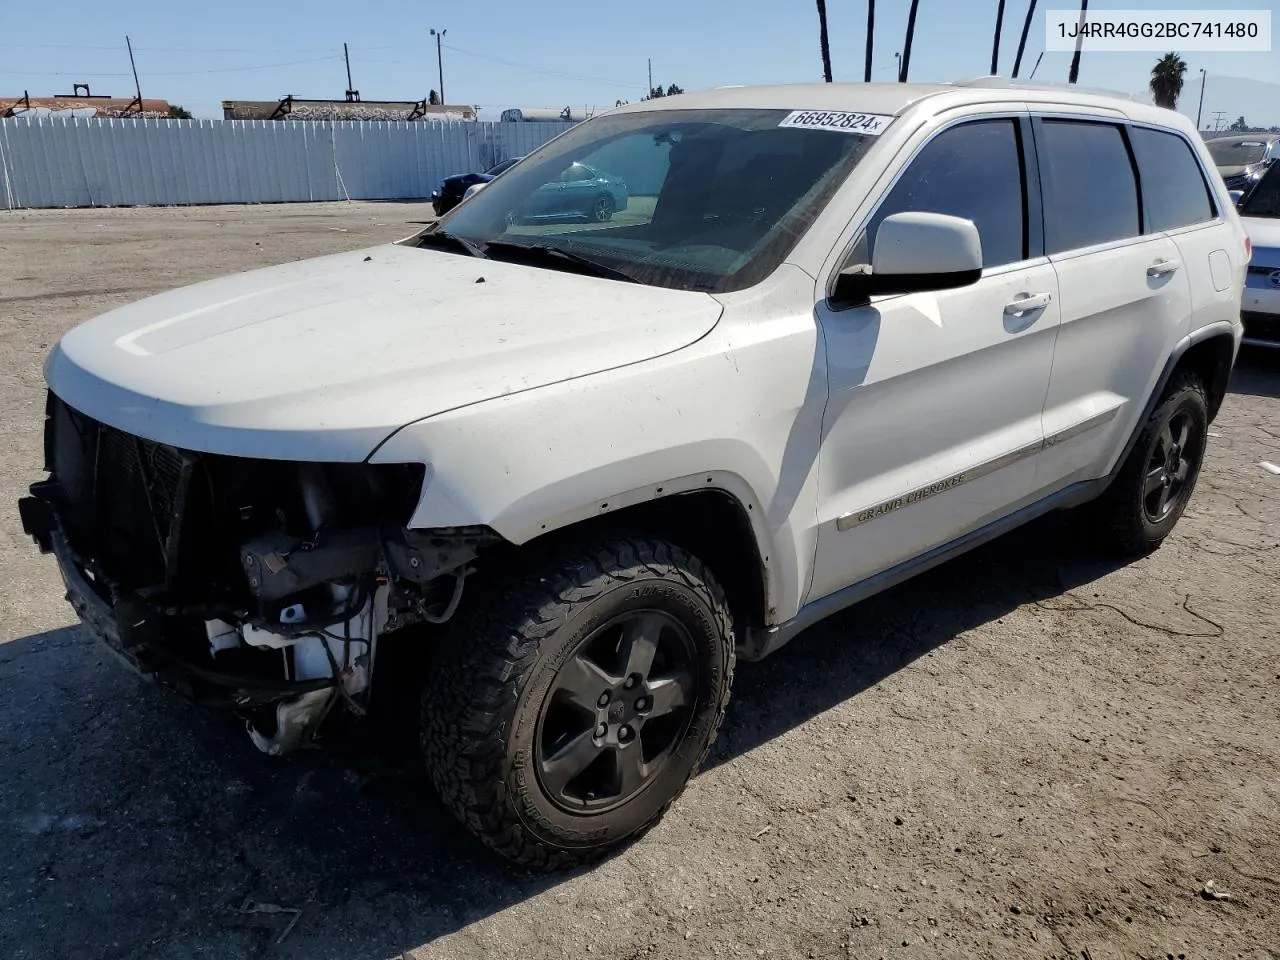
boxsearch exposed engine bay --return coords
[19,392,498,754]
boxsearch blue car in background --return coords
[512,162,629,223]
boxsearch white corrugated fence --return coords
[0,117,576,209]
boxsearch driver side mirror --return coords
[1229,189,1245,208]
[830,212,984,307]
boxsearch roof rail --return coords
[949,75,1144,102]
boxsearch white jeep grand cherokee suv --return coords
[20,80,1247,867]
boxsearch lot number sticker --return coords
[778,110,894,135]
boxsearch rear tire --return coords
[1088,370,1208,556]
[421,536,735,868]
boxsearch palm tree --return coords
[900,0,921,81]
[1149,52,1187,109]
[816,0,833,82]
[1012,0,1039,77]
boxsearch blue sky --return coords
[3,0,1278,123]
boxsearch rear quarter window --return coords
[1129,127,1216,232]
[1038,120,1140,253]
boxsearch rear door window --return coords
[1038,120,1140,253]
[1128,127,1216,232]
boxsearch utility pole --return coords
[1012,0,1039,77]
[1196,68,1207,131]
[1068,0,1087,83]
[894,51,901,80]
[899,0,921,81]
[991,0,1006,74]
[344,43,359,101]
[1211,110,1226,132]
[648,58,653,97]
[125,35,143,114]
[1029,51,1044,79]
[430,28,446,105]
[864,0,875,82]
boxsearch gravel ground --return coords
[1,202,1278,960]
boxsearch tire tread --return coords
[421,535,735,869]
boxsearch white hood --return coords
[47,243,722,461]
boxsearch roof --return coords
[608,82,953,118]
[221,99,476,121]
[605,78,1176,126]
[1,95,172,119]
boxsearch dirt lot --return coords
[1,202,1278,960]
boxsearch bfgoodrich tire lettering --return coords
[421,536,735,868]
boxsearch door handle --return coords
[1003,292,1052,315]
[1147,258,1181,277]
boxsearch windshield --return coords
[1241,161,1280,218]
[1208,138,1270,166]
[426,108,880,293]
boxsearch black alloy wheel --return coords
[536,610,697,813]
[1141,408,1198,523]
[1088,370,1209,555]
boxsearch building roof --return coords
[1,95,172,119]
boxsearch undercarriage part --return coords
[235,583,389,754]
[239,528,381,604]
[247,689,336,756]
[420,567,469,623]
[384,528,500,585]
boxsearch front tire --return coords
[1089,370,1208,556]
[422,536,735,868]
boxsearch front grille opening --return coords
[43,394,425,604]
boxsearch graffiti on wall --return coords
[1,96,172,119]
[222,99,476,122]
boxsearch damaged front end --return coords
[19,392,497,754]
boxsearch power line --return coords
[0,55,341,79]
[437,44,638,90]
[0,42,365,54]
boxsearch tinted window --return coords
[558,163,594,182]
[1129,127,1215,231]
[865,119,1025,268]
[1240,161,1280,218]
[1039,121,1140,253]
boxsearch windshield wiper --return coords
[417,230,488,259]
[484,240,637,283]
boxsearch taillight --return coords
[1245,235,1252,260]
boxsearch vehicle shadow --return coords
[1229,347,1280,399]
[0,512,1126,959]
[707,511,1122,769]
